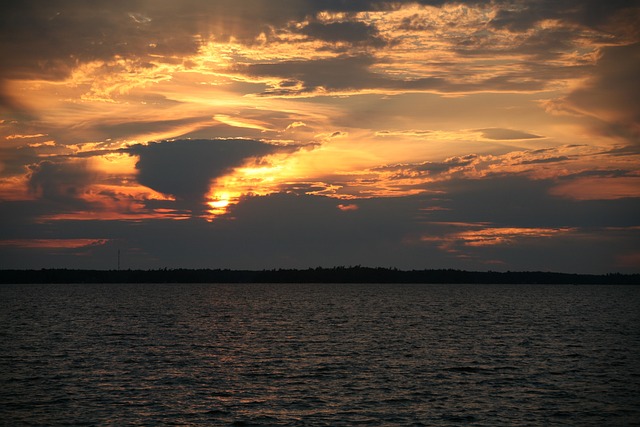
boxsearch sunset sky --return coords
[1,0,639,273]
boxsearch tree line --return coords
[1,266,638,284]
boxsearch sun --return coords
[206,191,236,218]
[208,193,230,209]
[208,198,230,209]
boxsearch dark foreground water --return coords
[1,283,639,426]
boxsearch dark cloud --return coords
[0,144,65,178]
[562,169,632,179]
[3,178,639,272]
[519,156,569,165]
[417,155,478,173]
[1,1,193,81]
[399,13,434,31]
[128,138,294,208]
[429,175,640,229]
[420,175,640,272]
[0,192,433,269]
[562,43,640,145]
[297,21,388,47]
[397,155,477,175]
[28,160,96,203]
[240,55,546,95]
[239,55,380,94]
[453,27,589,63]
[489,0,636,32]
[371,155,478,187]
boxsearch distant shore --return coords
[1,267,638,284]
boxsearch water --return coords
[1,283,639,426]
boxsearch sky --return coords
[1,0,639,273]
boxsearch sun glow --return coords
[206,191,237,218]
[204,162,289,218]
[208,194,231,209]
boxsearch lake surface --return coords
[1,283,639,426]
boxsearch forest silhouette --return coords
[1,267,638,284]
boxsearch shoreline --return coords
[2,267,638,285]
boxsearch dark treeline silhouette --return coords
[1,267,638,284]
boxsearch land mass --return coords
[1,267,638,284]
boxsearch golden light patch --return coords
[90,153,138,176]
[213,114,272,131]
[6,134,47,140]
[204,163,285,218]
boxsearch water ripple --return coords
[1,283,639,425]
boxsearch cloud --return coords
[3,0,634,112]
[240,55,546,96]
[337,203,359,211]
[3,169,640,272]
[374,154,478,177]
[0,2,191,81]
[1,0,639,273]
[92,116,212,142]
[550,177,640,201]
[296,20,388,47]
[21,155,178,220]
[3,182,639,272]
[519,156,569,165]
[428,175,640,229]
[0,0,399,85]
[213,115,272,131]
[0,238,108,249]
[0,1,308,110]
[286,121,307,130]
[489,0,637,32]
[560,43,640,144]
[239,55,379,94]
[423,226,574,249]
[2,0,635,83]
[477,128,543,140]
[128,139,296,209]
[27,159,97,203]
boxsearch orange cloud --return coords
[453,227,574,247]
[6,133,46,140]
[422,226,575,254]
[0,239,108,249]
[337,203,359,211]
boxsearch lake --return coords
[1,283,639,425]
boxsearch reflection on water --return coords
[1,283,639,425]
